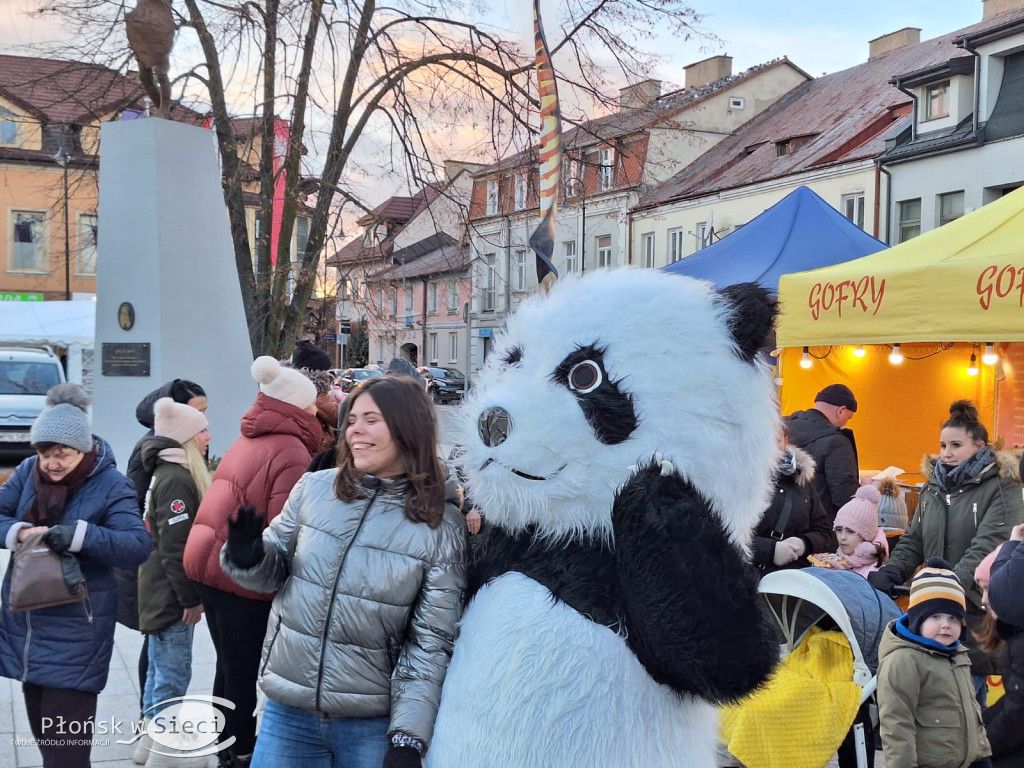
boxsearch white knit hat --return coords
[154,397,208,446]
[251,356,316,410]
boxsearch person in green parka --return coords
[869,399,1024,693]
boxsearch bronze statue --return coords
[125,0,176,118]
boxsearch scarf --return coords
[776,447,797,477]
[932,445,997,494]
[840,528,889,570]
[29,449,97,527]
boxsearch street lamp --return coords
[566,176,585,273]
[53,128,73,300]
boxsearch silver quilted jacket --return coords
[220,468,467,747]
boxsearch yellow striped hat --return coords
[908,558,966,633]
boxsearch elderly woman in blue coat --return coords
[0,384,151,768]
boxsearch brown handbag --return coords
[9,531,88,613]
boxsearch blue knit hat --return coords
[29,383,93,453]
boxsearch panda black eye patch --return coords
[501,346,523,367]
[551,344,637,445]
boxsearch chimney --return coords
[684,55,733,90]
[618,79,662,110]
[983,0,1024,19]
[868,28,921,61]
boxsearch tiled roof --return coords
[331,185,446,266]
[639,8,1024,207]
[480,58,805,175]
[368,240,471,281]
[0,54,201,126]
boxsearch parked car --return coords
[337,367,383,392]
[421,366,465,404]
[0,346,67,461]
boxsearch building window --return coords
[776,141,791,157]
[448,280,459,313]
[486,180,498,216]
[429,333,438,363]
[729,97,745,110]
[294,216,309,260]
[695,222,710,249]
[667,228,683,263]
[598,148,615,191]
[641,233,655,268]
[390,288,398,316]
[925,82,950,120]
[404,286,414,314]
[898,199,921,243]
[11,211,46,271]
[563,158,582,197]
[514,171,528,210]
[939,191,965,227]
[377,289,385,312]
[0,108,18,146]
[514,249,527,291]
[483,254,496,311]
[842,193,865,229]
[428,282,438,313]
[596,235,612,268]
[77,213,98,275]
[563,241,578,273]
[352,277,360,300]
[449,332,458,363]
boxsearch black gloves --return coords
[225,506,265,570]
[867,564,905,596]
[382,746,422,768]
[60,552,87,594]
[43,524,78,553]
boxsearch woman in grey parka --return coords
[221,375,467,768]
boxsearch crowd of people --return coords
[1,351,1023,768]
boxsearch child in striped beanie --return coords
[877,558,992,768]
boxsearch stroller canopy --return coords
[759,569,901,678]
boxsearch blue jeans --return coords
[251,698,389,768]
[142,621,195,718]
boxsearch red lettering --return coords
[870,278,885,315]
[976,264,1024,310]
[809,283,822,320]
[997,265,1016,298]
[806,276,885,320]
[978,265,997,310]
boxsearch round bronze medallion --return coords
[118,302,135,331]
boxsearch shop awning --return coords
[777,185,1024,347]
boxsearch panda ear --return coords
[717,282,778,363]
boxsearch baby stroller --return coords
[758,568,901,768]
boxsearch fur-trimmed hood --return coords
[920,450,1022,483]
[785,444,816,487]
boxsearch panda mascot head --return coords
[460,266,779,545]
[428,267,782,768]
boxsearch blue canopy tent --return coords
[661,186,886,291]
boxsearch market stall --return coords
[776,186,1024,478]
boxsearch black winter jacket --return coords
[751,445,835,573]
[985,622,1024,768]
[785,408,859,519]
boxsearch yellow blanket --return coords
[719,627,861,768]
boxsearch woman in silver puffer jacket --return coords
[221,376,467,768]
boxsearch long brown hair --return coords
[334,376,446,527]
[973,611,1005,654]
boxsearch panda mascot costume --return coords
[426,268,781,768]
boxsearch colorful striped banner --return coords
[527,0,562,291]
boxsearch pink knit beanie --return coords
[975,543,1004,585]
[154,397,208,446]
[834,485,881,541]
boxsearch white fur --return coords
[458,267,779,545]
[427,574,720,768]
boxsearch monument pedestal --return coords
[92,119,255,469]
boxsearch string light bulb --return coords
[967,353,979,377]
[853,345,866,358]
[800,346,812,369]
[982,343,998,366]
[889,344,903,365]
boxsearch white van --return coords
[0,346,67,462]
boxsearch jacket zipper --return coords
[314,486,378,712]
[21,612,31,681]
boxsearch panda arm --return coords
[612,459,779,703]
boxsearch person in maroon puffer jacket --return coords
[184,357,321,768]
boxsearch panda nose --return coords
[478,406,512,447]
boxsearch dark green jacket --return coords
[138,436,202,634]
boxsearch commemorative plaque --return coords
[102,343,151,376]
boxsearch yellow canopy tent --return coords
[776,187,1024,479]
